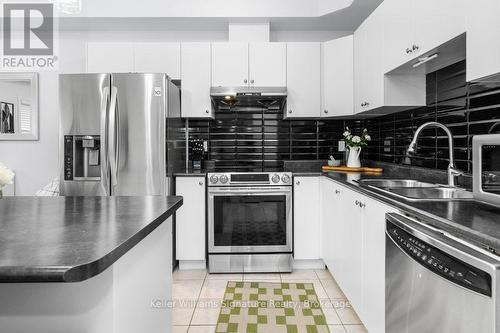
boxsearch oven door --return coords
[208,186,292,254]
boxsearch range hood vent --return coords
[210,86,287,110]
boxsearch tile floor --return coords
[172,269,368,333]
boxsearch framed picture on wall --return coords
[0,72,38,141]
[0,102,15,134]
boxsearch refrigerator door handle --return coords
[108,85,119,188]
[100,84,111,195]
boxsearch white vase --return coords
[347,146,362,168]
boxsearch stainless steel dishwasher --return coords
[386,213,500,333]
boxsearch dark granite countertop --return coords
[0,196,183,283]
[174,172,207,177]
[292,172,323,177]
[321,170,500,256]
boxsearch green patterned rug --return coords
[216,281,330,333]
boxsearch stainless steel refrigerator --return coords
[59,73,181,196]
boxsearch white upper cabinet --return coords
[211,42,249,87]
[249,43,287,86]
[384,0,465,73]
[294,177,320,260]
[321,36,354,117]
[383,0,414,73]
[87,42,181,78]
[211,42,286,87]
[181,43,212,118]
[414,0,465,57]
[354,10,384,113]
[354,1,426,114]
[286,42,321,118]
[87,43,134,73]
[134,43,181,79]
[466,0,500,81]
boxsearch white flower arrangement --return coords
[343,127,371,148]
[0,163,15,189]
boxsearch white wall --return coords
[317,0,354,16]
[0,81,31,107]
[0,29,345,195]
[0,72,58,195]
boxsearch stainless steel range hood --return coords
[210,86,287,110]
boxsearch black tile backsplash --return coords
[186,108,351,171]
[184,60,500,174]
[364,60,500,174]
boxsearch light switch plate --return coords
[338,140,346,152]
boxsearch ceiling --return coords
[57,0,384,32]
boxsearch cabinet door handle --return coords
[406,47,413,54]
[199,181,204,186]
[296,181,300,185]
[412,44,419,51]
[205,110,210,114]
[244,79,248,84]
[250,79,255,84]
[288,109,293,114]
[355,200,366,208]
[335,190,340,194]
[323,110,329,114]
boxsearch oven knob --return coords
[281,174,290,184]
[271,174,280,183]
[219,175,229,184]
[210,175,219,184]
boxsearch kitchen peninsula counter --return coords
[0,196,182,282]
[0,195,183,333]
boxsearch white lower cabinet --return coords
[294,177,320,260]
[320,177,393,333]
[175,177,206,264]
[360,195,392,333]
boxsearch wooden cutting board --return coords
[322,166,384,173]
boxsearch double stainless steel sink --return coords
[357,179,474,202]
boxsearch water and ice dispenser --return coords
[64,135,101,181]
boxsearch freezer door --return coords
[59,73,111,196]
[110,73,166,196]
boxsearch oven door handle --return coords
[208,187,292,194]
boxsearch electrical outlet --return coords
[338,140,346,152]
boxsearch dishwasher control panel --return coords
[388,223,492,297]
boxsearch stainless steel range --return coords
[207,172,293,273]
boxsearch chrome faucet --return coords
[407,122,464,187]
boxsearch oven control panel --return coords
[207,172,293,186]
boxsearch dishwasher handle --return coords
[386,214,492,297]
